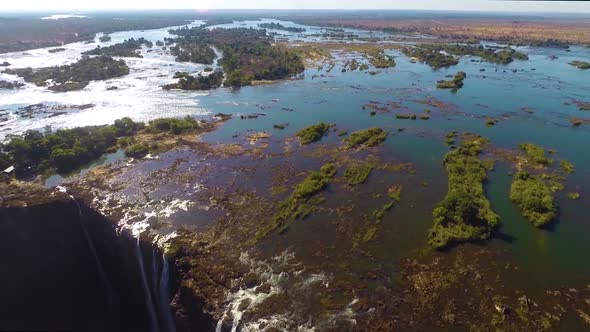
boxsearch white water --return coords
[136,237,159,332]
[56,186,114,303]
[0,20,212,140]
[159,253,176,332]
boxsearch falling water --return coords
[151,248,160,304]
[136,237,159,332]
[56,186,114,303]
[158,253,176,332]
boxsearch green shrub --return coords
[428,134,499,249]
[344,128,387,148]
[256,163,336,240]
[510,171,556,227]
[296,122,333,144]
[125,143,150,159]
[560,160,574,174]
[344,164,373,185]
[519,143,551,165]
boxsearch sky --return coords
[2,0,590,13]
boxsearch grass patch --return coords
[344,163,373,185]
[519,143,551,166]
[560,160,575,174]
[568,192,581,200]
[296,122,333,144]
[256,163,336,240]
[344,127,388,148]
[428,134,500,249]
[510,171,556,227]
[437,71,466,90]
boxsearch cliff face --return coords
[0,195,211,332]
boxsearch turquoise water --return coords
[196,39,590,288]
[5,17,589,290]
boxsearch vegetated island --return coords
[0,80,25,90]
[428,133,499,250]
[3,55,130,92]
[296,122,333,144]
[162,70,224,90]
[258,22,306,33]
[83,38,153,58]
[569,60,590,70]
[167,27,304,87]
[403,43,528,68]
[99,34,112,42]
[437,71,466,91]
[170,43,217,64]
[510,171,556,228]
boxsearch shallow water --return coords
[4,18,590,296]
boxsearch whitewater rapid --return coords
[0,20,213,139]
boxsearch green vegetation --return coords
[125,143,150,158]
[83,38,152,57]
[402,47,459,69]
[344,163,373,185]
[99,35,112,42]
[4,55,129,92]
[510,171,556,227]
[396,114,417,120]
[388,185,402,201]
[0,116,203,176]
[169,27,304,87]
[366,49,396,68]
[256,163,336,240]
[437,71,466,90]
[344,128,387,148]
[145,116,200,134]
[273,123,288,130]
[296,122,333,144]
[519,143,551,166]
[0,117,144,175]
[428,134,500,249]
[171,44,216,64]
[560,160,575,174]
[404,43,528,68]
[258,22,306,33]
[569,60,590,70]
[0,80,25,89]
[373,201,395,222]
[48,47,66,53]
[568,192,581,200]
[162,70,224,90]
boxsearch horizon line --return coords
[1,8,590,15]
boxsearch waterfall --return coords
[136,237,159,332]
[158,253,176,332]
[151,248,159,304]
[56,186,114,304]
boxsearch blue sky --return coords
[3,0,590,13]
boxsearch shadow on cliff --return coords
[0,199,181,331]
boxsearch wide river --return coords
[2,17,590,299]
